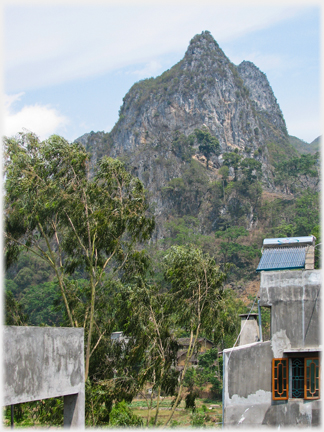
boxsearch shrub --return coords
[109,400,143,427]
[191,412,206,427]
[185,390,199,410]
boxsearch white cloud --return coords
[4,93,69,140]
[4,4,311,91]
[229,51,301,77]
[129,60,163,78]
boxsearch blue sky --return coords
[2,1,322,143]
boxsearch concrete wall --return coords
[260,269,321,350]
[223,269,321,428]
[3,326,85,428]
[223,341,273,427]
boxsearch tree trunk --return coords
[163,328,200,427]
[85,274,96,381]
[154,385,162,426]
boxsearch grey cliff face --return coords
[108,32,288,162]
[76,31,300,238]
[237,61,287,134]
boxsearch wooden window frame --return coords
[304,357,320,400]
[272,358,288,400]
[272,356,320,401]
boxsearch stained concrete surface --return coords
[3,326,85,428]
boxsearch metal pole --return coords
[222,352,224,429]
[258,300,263,342]
[11,404,14,428]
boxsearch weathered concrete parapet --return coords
[259,269,321,349]
[3,326,85,428]
[223,341,273,427]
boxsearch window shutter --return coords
[304,357,320,399]
[272,358,288,400]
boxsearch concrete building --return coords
[223,236,321,428]
[3,326,85,428]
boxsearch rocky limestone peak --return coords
[184,30,227,62]
[76,31,299,238]
[237,61,287,134]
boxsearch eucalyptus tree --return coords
[113,252,179,426]
[162,245,227,426]
[4,132,154,380]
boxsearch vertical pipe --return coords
[258,300,263,342]
[11,405,14,428]
[222,352,224,429]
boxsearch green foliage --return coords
[113,280,180,402]
[265,190,320,238]
[260,307,271,341]
[185,390,199,410]
[191,411,206,427]
[274,153,319,194]
[164,246,227,335]
[3,398,64,427]
[194,127,220,169]
[266,140,299,166]
[162,160,209,217]
[4,290,29,325]
[183,347,223,400]
[293,190,320,236]
[222,152,242,180]
[85,379,112,426]
[162,245,228,425]
[20,281,63,326]
[109,401,143,427]
[215,227,261,280]
[311,225,321,269]
[218,165,229,180]
[4,132,155,380]
[32,398,64,426]
[240,158,262,184]
[171,131,195,162]
[162,216,208,248]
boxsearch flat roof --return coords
[263,236,315,248]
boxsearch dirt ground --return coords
[130,396,223,428]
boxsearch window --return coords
[272,357,320,401]
[272,358,288,400]
[305,358,320,399]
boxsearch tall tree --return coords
[115,281,179,426]
[4,132,154,380]
[162,245,227,425]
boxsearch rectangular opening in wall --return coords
[273,354,320,401]
[261,306,271,341]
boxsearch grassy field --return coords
[3,397,223,428]
[129,397,223,428]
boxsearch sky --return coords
[1,0,322,143]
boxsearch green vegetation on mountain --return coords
[289,135,321,155]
